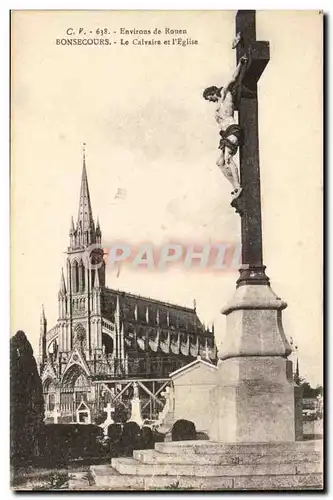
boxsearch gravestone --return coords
[99,402,115,436]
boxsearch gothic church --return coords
[39,152,217,422]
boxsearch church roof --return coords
[104,286,209,333]
[105,287,197,315]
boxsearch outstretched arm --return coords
[220,55,248,100]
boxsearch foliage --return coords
[294,375,323,399]
[42,424,104,462]
[94,410,107,426]
[120,421,142,453]
[10,330,45,465]
[112,401,131,424]
[12,469,68,491]
[107,423,122,442]
[32,472,68,490]
[141,426,154,449]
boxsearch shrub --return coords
[75,424,103,457]
[119,422,142,455]
[94,410,107,426]
[42,423,103,462]
[43,424,73,462]
[107,423,122,443]
[10,331,45,465]
[171,419,196,441]
[112,402,131,424]
[141,426,154,449]
[152,429,166,443]
[196,431,209,440]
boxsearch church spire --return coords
[39,304,47,370]
[70,215,75,233]
[96,216,102,243]
[68,143,100,249]
[77,143,95,236]
[40,304,46,324]
[94,268,100,288]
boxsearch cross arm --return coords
[243,41,270,89]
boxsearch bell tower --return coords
[57,145,105,358]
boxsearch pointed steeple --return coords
[39,304,47,369]
[96,217,102,243]
[94,269,100,288]
[59,268,66,294]
[77,143,95,236]
[115,295,121,360]
[115,295,120,322]
[70,216,75,233]
[40,304,46,323]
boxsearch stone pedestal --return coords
[210,284,295,443]
[90,440,323,490]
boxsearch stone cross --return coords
[161,387,170,400]
[161,386,174,412]
[104,402,115,421]
[231,10,270,287]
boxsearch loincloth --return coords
[218,124,242,156]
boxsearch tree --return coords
[10,331,45,464]
[293,373,322,399]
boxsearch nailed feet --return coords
[231,187,243,200]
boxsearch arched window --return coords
[102,333,114,355]
[72,261,79,293]
[47,339,58,360]
[73,373,90,403]
[62,365,90,407]
[43,379,56,411]
[74,323,86,350]
[80,261,85,292]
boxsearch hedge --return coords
[171,419,197,441]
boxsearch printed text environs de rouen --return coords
[56,27,199,47]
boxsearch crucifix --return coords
[207,12,296,445]
[232,10,270,287]
[203,10,270,287]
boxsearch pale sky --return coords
[11,10,323,386]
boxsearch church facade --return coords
[39,153,217,423]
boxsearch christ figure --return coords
[203,54,248,200]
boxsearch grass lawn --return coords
[11,456,111,491]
